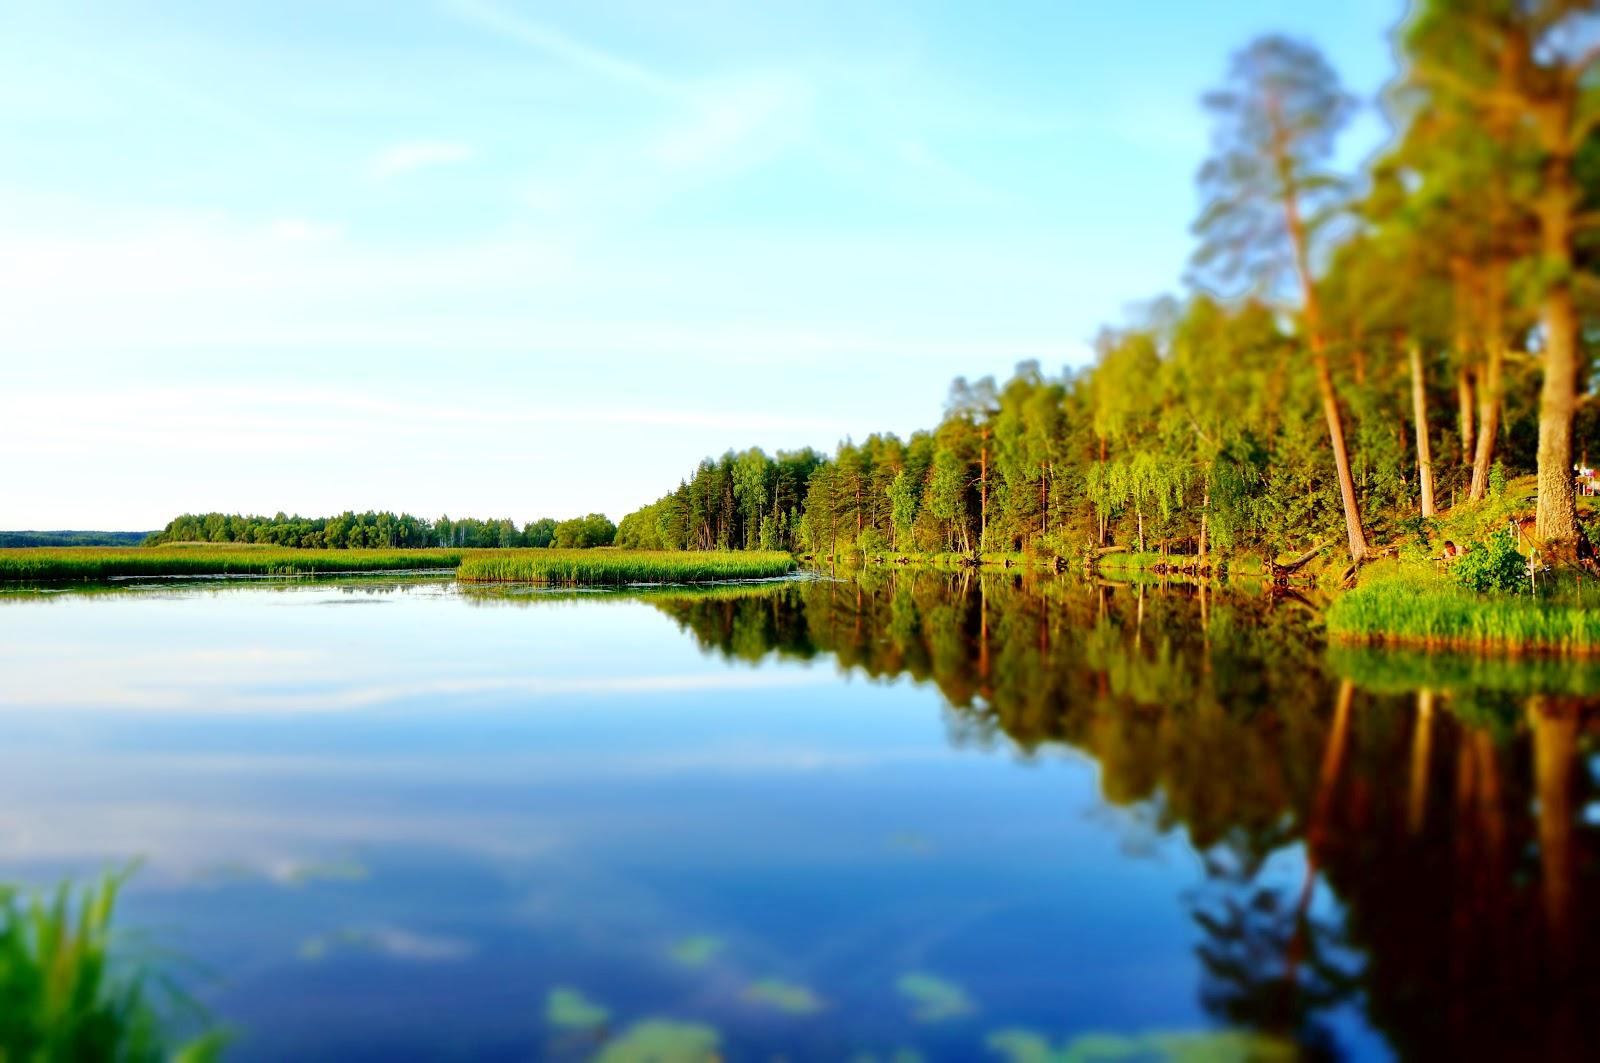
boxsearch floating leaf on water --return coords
[896,972,975,1022]
[1147,1030,1298,1062]
[282,856,369,887]
[985,1028,1299,1063]
[594,1019,721,1062]
[888,832,933,855]
[667,935,725,968]
[545,987,610,1030]
[294,925,470,963]
[741,977,825,1014]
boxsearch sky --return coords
[1,0,1403,530]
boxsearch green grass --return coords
[456,549,796,585]
[1327,558,1600,654]
[0,546,469,582]
[1,872,223,1061]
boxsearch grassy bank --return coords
[1327,559,1600,654]
[456,549,795,585]
[0,546,468,581]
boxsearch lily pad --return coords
[741,977,825,1014]
[896,972,975,1023]
[667,935,725,968]
[546,987,610,1030]
[595,1019,721,1062]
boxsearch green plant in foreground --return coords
[1451,530,1530,595]
[0,872,223,1061]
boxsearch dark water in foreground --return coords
[2,572,1599,1061]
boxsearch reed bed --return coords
[0,546,467,582]
[1326,561,1600,654]
[456,549,795,585]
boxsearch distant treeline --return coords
[0,530,152,548]
[146,511,617,550]
[623,13,1600,563]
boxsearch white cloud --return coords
[447,0,681,99]
[371,140,475,180]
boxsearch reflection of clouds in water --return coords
[0,740,947,880]
[0,799,564,882]
[0,667,833,714]
[299,925,473,963]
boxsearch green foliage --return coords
[551,513,617,549]
[1451,530,1529,595]
[146,511,609,550]
[456,550,794,585]
[0,872,223,1062]
[0,531,151,548]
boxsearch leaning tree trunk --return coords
[1279,131,1368,563]
[1409,342,1436,517]
[1314,347,1369,562]
[1469,261,1507,501]
[1457,362,1476,467]
[1469,337,1505,501]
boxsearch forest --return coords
[620,3,1600,571]
[146,511,617,550]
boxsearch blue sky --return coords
[2,0,1401,529]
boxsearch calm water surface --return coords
[2,572,1598,1060]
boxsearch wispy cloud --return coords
[448,0,680,98]
[371,140,475,179]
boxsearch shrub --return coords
[1452,530,1529,595]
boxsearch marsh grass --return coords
[0,872,223,1061]
[1327,558,1600,654]
[0,546,469,582]
[456,549,795,585]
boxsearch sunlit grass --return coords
[0,546,468,581]
[1327,559,1600,653]
[456,550,794,585]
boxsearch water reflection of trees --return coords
[651,572,1600,1060]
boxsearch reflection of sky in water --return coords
[0,580,1385,1060]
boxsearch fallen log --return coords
[1269,541,1328,582]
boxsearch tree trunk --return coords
[1314,349,1369,562]
[1274,105,1368,563]
[1457,360,1476,468]
[1469,339,1504,501]
[1136,503,1145,554]
[1409,343,1436,517]
[1534,139,1580,545]
[979,429,989,552]
[1536,285,1580,543]
[1198,486,1210,570]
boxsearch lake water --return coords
[1,572,1597,1061]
